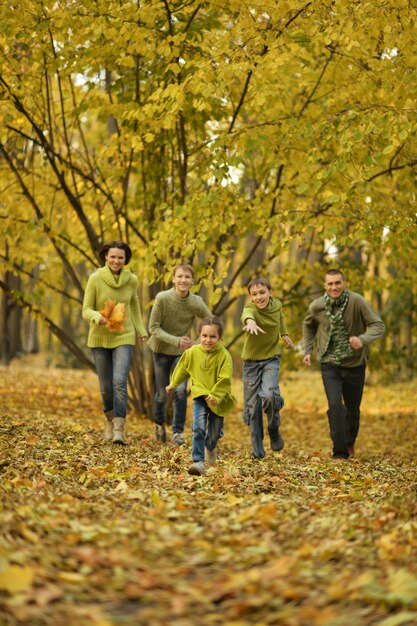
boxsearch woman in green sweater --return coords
[82,241,148,444]
[166,316,236,476]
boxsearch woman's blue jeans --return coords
[91,345,133,418]
[242,356,284,458]
[153,353,188,432]
[192,397,224,462]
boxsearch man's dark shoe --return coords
[269,431,284,452]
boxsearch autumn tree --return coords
[1,0,416,410]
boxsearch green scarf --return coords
[321,290,354,364]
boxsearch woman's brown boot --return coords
[112,418,126,445]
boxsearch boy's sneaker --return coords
[155,424,166,443]
[188,461,205,476]
[205,447,217,464]
[171,432,185,446]
[270,432,284,452]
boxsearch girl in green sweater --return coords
[166,316,236,476]
[82,241,148,445]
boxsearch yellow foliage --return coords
[0,564,34,593]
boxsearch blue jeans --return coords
[91,345,133,418]
[321,363,366,458]
[192,397,224,462]
[153,353,188,432]
[242,356,284,458]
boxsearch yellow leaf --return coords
[115,480,128,492]
[57,571,86,583]
[0,565,34,593]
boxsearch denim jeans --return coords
[153,353,188,432]
[242,356,284,458]
[192,397,224,462]
[91,345,133,418]
[320,363,366,458]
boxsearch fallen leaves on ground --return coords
[0,358,416,626]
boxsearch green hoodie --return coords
[82,264,147,348]
[170,343,237,417]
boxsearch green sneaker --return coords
[155,424,166,443]
[171,432,185,446]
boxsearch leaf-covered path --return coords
[1,360,416,626]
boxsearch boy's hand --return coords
[282,334,294,349]
[303,355,311,367]
[243,319,265,335]
[205,395,218,406]
[165,384,174,393]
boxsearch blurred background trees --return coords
[1,0,416,412]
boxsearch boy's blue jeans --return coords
[192,397,224,462]
[242,356,284,458]
[91,345,133,418]
[153,353,188,432]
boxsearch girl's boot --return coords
[112,418,126,445]
[104,410,114,441]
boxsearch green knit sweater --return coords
[148,288,211,356]
[241,298,289,361]
[170,343,237,417]
[82,264,147,348]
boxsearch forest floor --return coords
[0,357,416,626]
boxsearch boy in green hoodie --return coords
[166,316,236,476]
[241,277,293,459]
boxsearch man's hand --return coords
[165,384,173,393]
[205,395,218,406]
[242,319,265,335]
[303,354,311,366]
[179,336,194,350]
[349,336,363,350]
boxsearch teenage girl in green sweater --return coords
[82,241,148,444]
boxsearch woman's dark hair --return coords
[99,241,132,266]
[198,315,224,338]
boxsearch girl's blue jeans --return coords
[91,345,133,418]
[192,397,224,462]
[242,356,284,458]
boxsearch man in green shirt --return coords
[302,269,385,459]
[148,264,211,444]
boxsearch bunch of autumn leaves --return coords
[100,300,126,332]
